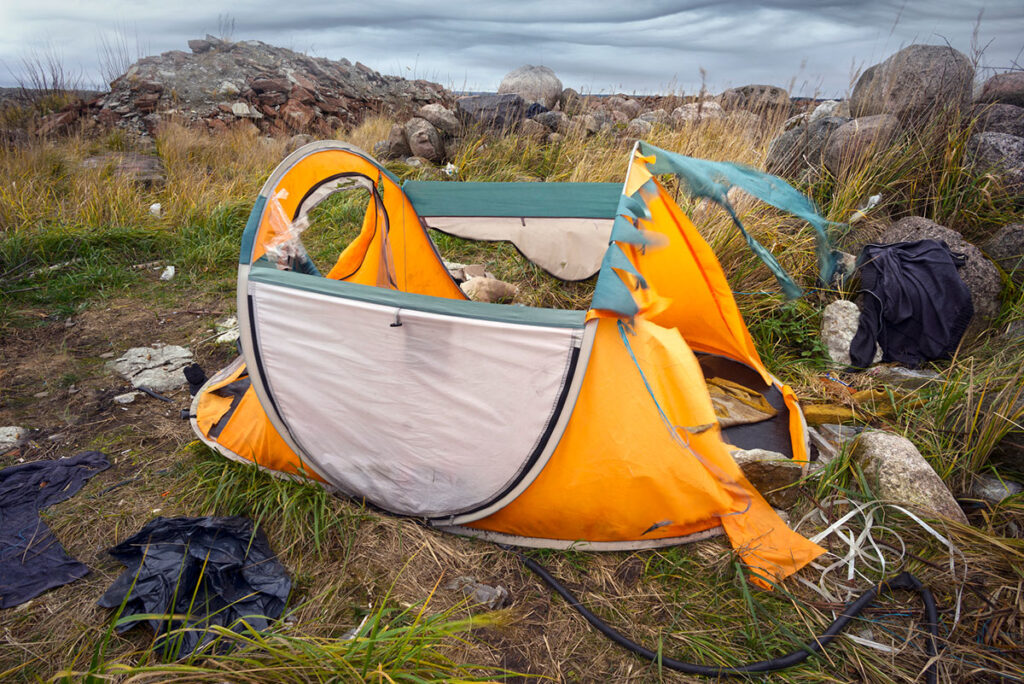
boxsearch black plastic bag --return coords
[98,516,291,657]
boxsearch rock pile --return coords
[42,35,447,138]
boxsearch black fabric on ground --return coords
[850,239,973,369]
[183,363,208,396]
[98,516,291,657]
[0,451,110,609]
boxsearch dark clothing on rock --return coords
[850,239,973,368]
[98,516,291,657]
[0,451,110,608]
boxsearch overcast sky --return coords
[2,1,1022,96]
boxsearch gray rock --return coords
[519,118,548,140]
[984,223,1024,285]
[975,72,1024,108]
[444,576,510,610]
[867,366,942,390]
[880,216,1002,332]
[403,117,443,162]
[418,103,460,137]
[819,423,865,444]
[823,115,900,177]
[637,108,670,126]
[558,87,582,115]
[107,345,194,392]
[533,110,567,132]
[625,118,653,138]
[730,448,804,509]
[972,103,1024,138]
[230,101,259,118]
[808,100,841,123]
[970,474,1023,504]
[378,124,411,160]
[0,426,29,454]
[285,133,314,154]
[606,96,642,119]
[187,38,214,54]
[766,116,848,177]
[822,300,880,366]
[967,132,1024,193]
[720,84,789,113]
[113,391,140,405]
[670,101,725,127]
[850,44,973,121]
[807,427,839,466]
[497,65,563,109]
[851,431,967,523]
[455,93,525,131]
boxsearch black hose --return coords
[514,550,939,682]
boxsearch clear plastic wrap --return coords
[263,189,313,272]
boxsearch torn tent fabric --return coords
[0,451,110,609]
[850,239,973,368]
[98,516,290,657]
[191,140,830,589]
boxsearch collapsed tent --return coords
[191,140,833,585]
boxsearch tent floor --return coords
[697,354,794,459]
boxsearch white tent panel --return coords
[249,280,582,517]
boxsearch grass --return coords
[1,91,1023,681]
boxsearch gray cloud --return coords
[2,1,1021,96]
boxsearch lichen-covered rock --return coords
[808,100,841,123]
[558,87,582,115]
[852,431,967,523]
[497,65,563,109]
[879,216,1002,333]
[967,132,1024,194]
[975,72,1024,108]
[823,114,900,176]
[107,345,193,393]
[670,101,724,127]
[850,44,973,120]
[972,103,1024,138]
[637,108,670,126]
[606,96,641,119]
[730,448,804,509]
[625,118,653,138]
[984,223,1024,285]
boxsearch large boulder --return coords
[850,44,973,121]
[720,84,789,113]
[984,223,1024,286]
[766,116,848,177]
[403,117,443,162]
[497,65,563,110]
[606,96,642,120]
[455,93,525,131]
[823,114,900,176]
[972,103,1024,138]
[671,101,725,127]
[879,216,1002,332]
[967,132,1024,194]
[975,72,1024,108]
[852,432,967,523]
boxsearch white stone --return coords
[107,345,193,392]
[149,202,162,217]
[0,426,29,453]
[821,299,881,366]
[808,100,840,123]
[113,392,140,405]
[215,316,240,345]
[971,474,1023,504]
[159,265,175,281]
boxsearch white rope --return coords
[793,497,967,653]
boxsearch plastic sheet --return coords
[98,516,291,657]
[263,189,313,272]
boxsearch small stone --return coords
[821,300,881,366]
[444,576,510,610]
[159,265,175,281]
[149,202,162,217]
[47,432,67,443]
[215,316,240,345]
[970,474,1023,504]
[33,391,49,398]
[460,276,518,303]
[819,423,864,443]
[730,448,804,509]
[113,392,140,405]
[99,352,115,359]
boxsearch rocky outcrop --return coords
[90,35,447,137]
[852,431,967,523]
[497,65,563,109]
[879,217,1002,333]
[850,44,973,121]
